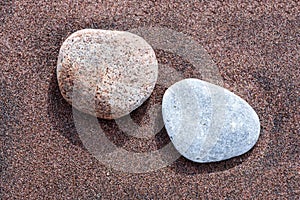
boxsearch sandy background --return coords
[1,0,299,199]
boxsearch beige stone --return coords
[57,29,158,119]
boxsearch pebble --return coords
[162,78,261,163]
[57,29,158,119]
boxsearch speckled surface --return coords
[0,0,299,199]
[57,29,158,119]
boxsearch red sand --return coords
[1,1,299,199]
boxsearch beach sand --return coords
[0,1,299,199]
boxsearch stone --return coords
[57,29,158,119]
[162,78,261,163]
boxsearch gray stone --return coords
[162,78,260,163]
[57,29,158,119]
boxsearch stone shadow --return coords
[169,148,253,175]
[46,17,131,149]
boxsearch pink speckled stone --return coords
[57,29,158,119]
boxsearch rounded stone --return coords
[162,78,261,163]
[57,29,158,119]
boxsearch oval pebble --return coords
[57,29,158,119]
[162,78,261,163]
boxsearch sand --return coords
[0,1,299,199]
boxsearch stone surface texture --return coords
[162,78,261,162]
[57,29,158,119]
